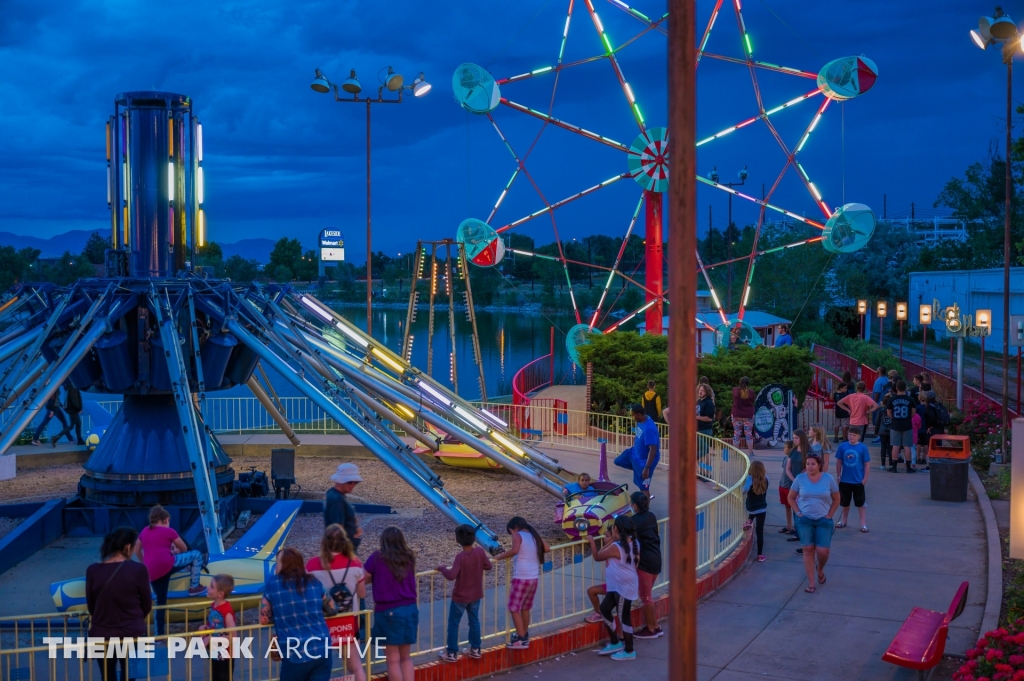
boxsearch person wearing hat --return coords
[326,463,363,552]
[613,404,661,499]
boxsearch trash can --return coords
[929,458,969,502]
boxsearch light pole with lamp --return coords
[970,6,1022,460]
[877,301,887,348]
[944,302,969,410]
[857,299,868,340]
[977,309,993,394]
[896,302,908,358]
[707,165,748,312]
[311,66,431,335]
[920,303,933,367]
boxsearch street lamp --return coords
[857,299,868,340]
[877,301,888,348]
[896,302,908,358]
[706,165,748,312]
[970,5,1023,462]
[977,308,993,394]
[310,66,431,335]
[919,303,933,366]
[944,302,969,409]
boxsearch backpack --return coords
[325,561,354,613]
[934,403,951,426]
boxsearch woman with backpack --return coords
[306,524,366,681]
[921,391,949,472]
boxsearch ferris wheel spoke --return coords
[695,248,728,326]
[605,0,668,35]
[495,172,630,233]
[581,0,647,133]
[500,98,629,151]
[696,89,820,148]
[696,0,724,68]
[603,298,661,333]
[700,53,816,79]
[589,193,645,329]
[697,175,825,229]
[487,167,521,224]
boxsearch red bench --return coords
[881,581,969,680]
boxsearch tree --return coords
[0,246,37,291]
[82,232,110,265]
[271,265,293,283]
[224,255,260,283]
[269,238,303,275]
[41,252,97,286]
[195,242,224,276]
[294,250,318,282]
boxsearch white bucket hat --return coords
[330,463,363,484]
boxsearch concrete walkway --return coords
[496,446,988,680]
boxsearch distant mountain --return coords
[221,238,276,263]
[0,228,276,263]
[0,229,105,257]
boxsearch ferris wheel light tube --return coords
[455,406,488,431]
[480,409,508,428]
[419,381,452,407]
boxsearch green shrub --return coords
[697,345,815,415]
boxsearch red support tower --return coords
[645,190,664,335]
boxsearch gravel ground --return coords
[0,456,570,576]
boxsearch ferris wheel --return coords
[454,0,878,360]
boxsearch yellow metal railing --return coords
[0,421,748,679]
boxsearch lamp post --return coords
[706,166,748,312]
[919,303,933,367]
[877,301,888,348]
[311,67,431,335]
[857,299,868,340]
[977,309,993,394]
[896,302,908,358]
[944,302,968,409]
[970,6,1022,460]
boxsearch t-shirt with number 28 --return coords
[888,394,914,432]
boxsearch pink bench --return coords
[881,581,968,680]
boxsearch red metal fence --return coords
[511,328,555,431]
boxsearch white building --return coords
[908,268,1024,345]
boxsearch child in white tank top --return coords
[493,516,550,649]
[586,516,640,661]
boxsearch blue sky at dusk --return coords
[0,0,1018,261]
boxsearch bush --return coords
[839,339,903,374]
[954,620,1024,680]
[697,345,815,415]
[579,332,816,416]
[951,401,1006,446]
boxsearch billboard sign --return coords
[318,229,345,262]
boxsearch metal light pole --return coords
[970,6,1020,459]
[310,67,431,335]
[919,303,933,367]
[857,299,867,341]
[877,301,887,348]
[668,0,697,677]
[706,166,747,312]
[897,302,908,358]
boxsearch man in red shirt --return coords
[837,381,879,441]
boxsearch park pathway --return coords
[494,446,988,680]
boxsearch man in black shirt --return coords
[887,381,916,473]
[325,463,363,551]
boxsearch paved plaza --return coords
[497,447,988,680]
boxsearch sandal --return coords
[778,527,794,534]
[860,526,869,533]
[743,520,753,531]
[835,522,846,529]
[818,571,826,585]
[804,586,816,593]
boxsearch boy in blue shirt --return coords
[834,429,871,532]
[614,404,660,498]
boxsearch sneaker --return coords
[633,627,660,639]
[611,650,637,661]
[887,466,897,473]
[462,647,482,659]
[872,438,881,444]
[742,520,753,531]
[507,639,530,649]
[596,642,624,656]
[188,586,206,596]
[757,555,767,562]
[922,466,930,471]
[907,467,917,473]
[438,650,459,663]
[30,440,41,446]
[585,613,604,623]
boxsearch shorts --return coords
[917,431,930,446]
[637,570,656,605]
[838,482,866,508]
[835,417,850,427]
[795,515,834,548]
[508,578,538,613]
[778,486,791,506]
[890,430,913,448]
[849,424,868,438]
[370,603,419,646]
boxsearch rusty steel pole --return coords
[668,1,698,679]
